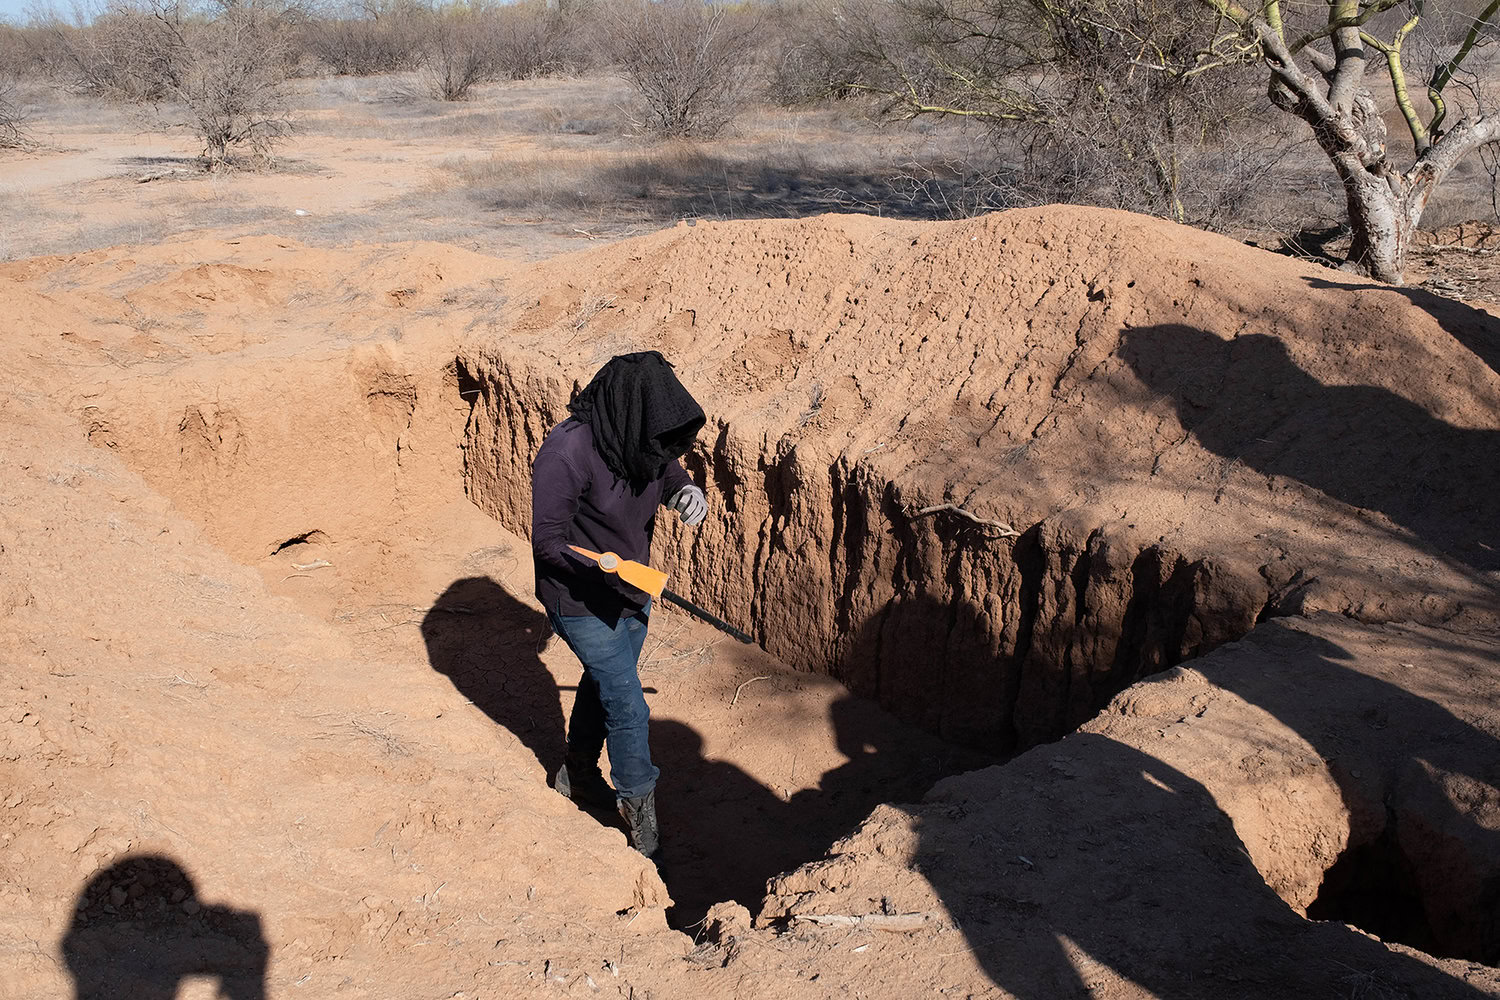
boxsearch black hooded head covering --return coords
[568,351,706,488]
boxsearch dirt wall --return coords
[459,208,1500,752]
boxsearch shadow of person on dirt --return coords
[61,854,266,1000]
[420,576,563,776]
[1119,324,1500,572]
[651,718,797,929]
[913,731,1494,998]
[653,695,987,930]
[1303,274,1500,377]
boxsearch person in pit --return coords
[530,351,708,858]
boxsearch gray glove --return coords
[668,484,708,527]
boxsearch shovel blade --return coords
[568,544,668,599]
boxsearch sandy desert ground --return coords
[3,73,1500,1000]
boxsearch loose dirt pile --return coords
[2,207,1498,999]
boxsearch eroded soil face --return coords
[2,208,1499,999]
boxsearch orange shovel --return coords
[567,544,752,643]
[568,545,668,599]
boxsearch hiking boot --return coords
[553,759,615,811]
[618,790,659,859]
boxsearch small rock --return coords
[181,900,201,916]
[109,886,127,907]
[170,888,188,904]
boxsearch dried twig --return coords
[910,504,1021,538]
[730,675,771,706]
[792,911,938,932]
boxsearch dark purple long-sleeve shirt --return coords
[532,418,692,623]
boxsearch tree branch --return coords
[1327,0,1366,115]
[1360,7,1428,154]
[1286,0,1402,55]
[1428,0,1500,135]
[1416,114,1500,188]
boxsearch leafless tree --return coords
[829,0,1297,228]
[763,0,868,105]
[422,7,499,101]
[1182,1,1500,282]
[489,1,579,80]
[54,2,174,100]
[304,0,426,75]
[600,0,757,138]
[75,0,299,166]
[146,0,297,165]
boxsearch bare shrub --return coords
[0,14,93,82]
[73,0,298,166]
[0,26,30,79]
[422,8,498,101]
[304,3,426,76]
[831,0,1299,230]
[489,1,579,80]
[53,3,175,101]
[174,2,297,163]
[762,0,870,106]
[600,0,756,138]
[0,79,34,148]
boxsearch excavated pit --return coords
[446,207,1500,961]
[456,208,1500,756]
[9,212,1499,989]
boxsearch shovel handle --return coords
[662,589,754,644]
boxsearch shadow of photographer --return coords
[61,854,266,1000]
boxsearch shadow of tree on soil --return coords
[1304,275,1500,378]
[917,729,1495,999]
[1119,324,1500,572]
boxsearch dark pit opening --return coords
[1307,818,1441,958]
[452,358,483,407]
[1306,811,1496,965]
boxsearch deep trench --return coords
[449,353,1500,960]
[1307,820,1440,960]
[96,351,1492,957]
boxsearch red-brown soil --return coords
[2,207,1498,999]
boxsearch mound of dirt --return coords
[459,206,1500,750]
[0,231,989,998]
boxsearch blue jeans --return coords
[547,605,659,800]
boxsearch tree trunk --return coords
[1337,154,1450,285]
[1339,159,1412,284]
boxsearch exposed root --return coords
[910,504,1021,538]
